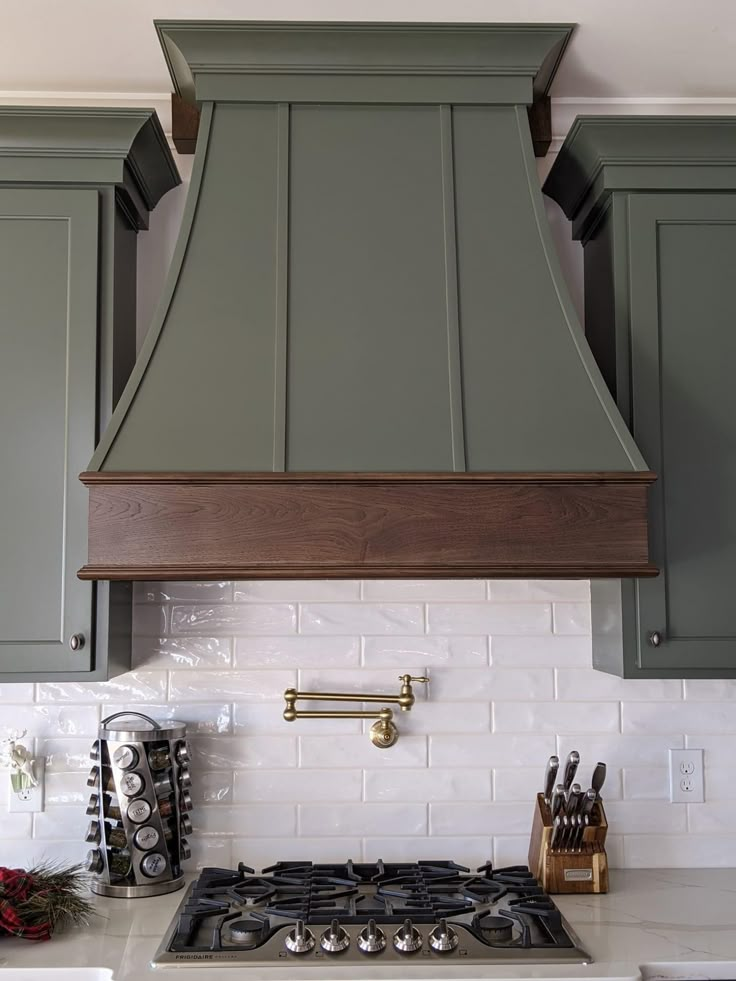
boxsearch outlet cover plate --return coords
[8,759,45,813]
[669,748,704,803]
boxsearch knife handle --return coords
[562,750,580,791]
[543,755,559,804]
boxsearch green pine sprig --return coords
[16,861,96,935]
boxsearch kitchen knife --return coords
[543,755,559,804]
[566,783,584,820]
[550,815,562,851]
[550,783,565,821]
[561,750,580,791]
[559,814,571,852]
[580,788,598,820]
[591,761,607,798]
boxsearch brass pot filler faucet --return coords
[283,674,429,748]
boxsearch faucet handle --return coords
[399,675,429,684]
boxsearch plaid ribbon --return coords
[0,867,51,941]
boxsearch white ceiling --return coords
[2,0,736,100]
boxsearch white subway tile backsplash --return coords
[0,705,99,740]
[39,738,94,771]
[364,769,491,803]
[556,669,682,702]
[190,771,233,805]
[552,603,592,635]
[9,578,736,869]
[137,581,234,604]
[622,767,671,801]
[493,767,546,802]
[364,836,493,867]
[363,635,489,667]
[431,802,530,836]
[494,701,620,733]
[170,670,295,702]
[235,581,361,602]
[684,679,736,699]
[37,671,167,704]
[103,702,232,734]
[362,580,486,601]
[195,804,296,837]
[488,580,590,602]
[44,771,87,806]
[189,736,297,770]
[300,604,423,635]
[492,635,591,668]
[236,769,362,803]
[235,837,363,866]
[557,734,684,768]
[235,636,360,669]
[132,636,232,670]
[428,603,551,635]
[623,702,736,734]
[398,702,490,734]
[299,803,427,837]
[603,800,687,834]
[486,668,554,701]
[0,683,34,701]
[172,604,297,635]
[300,735,428,769]
[429,734,555,768]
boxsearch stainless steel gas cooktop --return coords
[152,860,591,968]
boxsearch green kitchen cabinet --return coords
[545,117,736,677]
[0,108,179,681]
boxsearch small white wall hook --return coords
[1,729,38,790]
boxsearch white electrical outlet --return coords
[669,748,704,803]
[8,759,45,813]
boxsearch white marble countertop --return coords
[0,869,734,980]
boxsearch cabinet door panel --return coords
[628,194,736,673]
[0,189,98,674]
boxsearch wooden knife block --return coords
[528,793,609,894]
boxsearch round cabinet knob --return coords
[428,918,458,953]
[393,918,422,954]
[285,919,315,955]
[648,631,663,647]
[357,919,386,954]
[69,633,85,651]
[320,918,350,954]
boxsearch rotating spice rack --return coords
[84,712,192,898]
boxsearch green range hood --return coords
[79,21,655,582]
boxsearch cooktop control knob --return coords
[320,918,350,953]
[357,919,386,954]
[428,918,458,953]
[393,918,423,954]
[285,919,315,955]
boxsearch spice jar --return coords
[148,747,171,771]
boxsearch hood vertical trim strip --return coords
[439,104,466,472]
[272,103,290,470]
